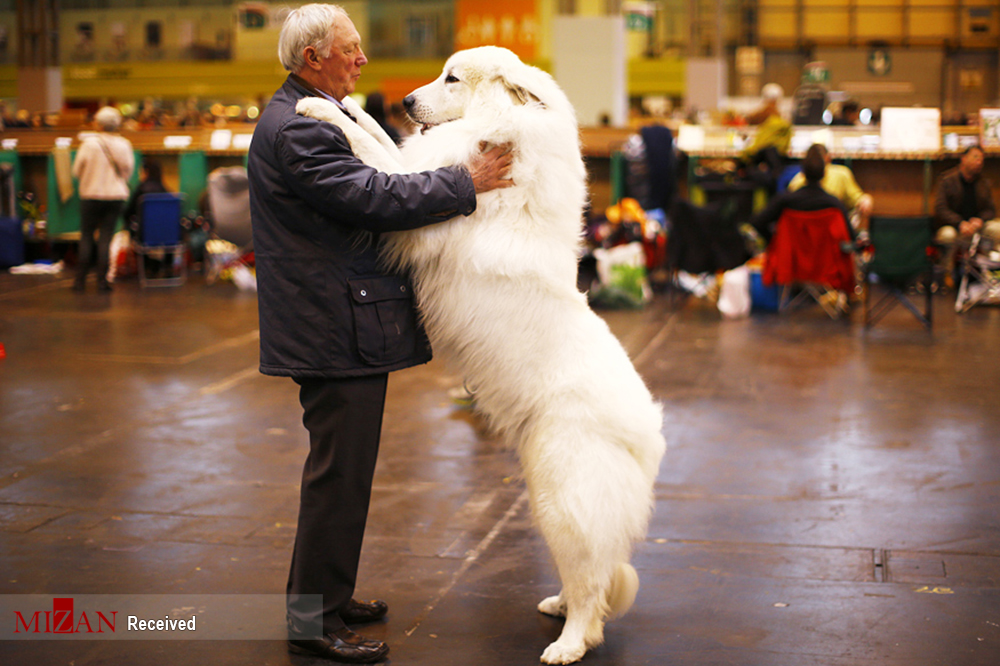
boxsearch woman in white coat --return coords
[71,106,134,291]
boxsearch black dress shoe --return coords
[288,626,389,663]
[341,598,388,625]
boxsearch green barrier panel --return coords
[46,148,140,236]
[179,151,208,218]
[45,150,79,237]
[0,150,22,216]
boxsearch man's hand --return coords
[960,217,984,237]
[466,143,515,194]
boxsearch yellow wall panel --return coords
[909,10,957,38]
[804,12,851,40]
[857,9,904,40]
[759,8,798,41]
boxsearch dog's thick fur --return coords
[297,46,666,664]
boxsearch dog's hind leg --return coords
[538,591,567,618]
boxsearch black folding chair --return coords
[861,216,934,330]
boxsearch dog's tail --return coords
[606,562,639,620]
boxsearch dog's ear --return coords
[490,62,547,109]
[505,84,543,107]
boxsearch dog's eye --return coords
[445,74,460,84]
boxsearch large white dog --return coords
[297,46,666,665]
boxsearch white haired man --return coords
[248,4,512,663]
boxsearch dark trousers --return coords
[76,199,123,285]
[287,373,389,634]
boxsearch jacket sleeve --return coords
[71,141,91,180]
[274,114,476,233]
[978,179,996,222]
[934,174,962,230]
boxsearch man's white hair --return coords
[94,106,122,131]
[278,3,348,73]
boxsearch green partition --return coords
[46,149,141,237]
[179,151,208,218]
[45,150,79,237]
[0,150,22,216]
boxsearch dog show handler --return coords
[247,3,512,663]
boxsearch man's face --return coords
[961,148,984,178]
[312,16,367,100]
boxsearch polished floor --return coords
[1,271,999,665]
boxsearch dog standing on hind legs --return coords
[296,46,666,664]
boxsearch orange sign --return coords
[455,0,538,61]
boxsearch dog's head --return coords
[402,46,554,132]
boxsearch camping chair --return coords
[763,207,854,318]
[664,198,752,307]
[134,192,186,288]
[955,231,1000,313]
[205,166,253,285]
[860,216,934,330]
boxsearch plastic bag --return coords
[107,230,135,281]
[717,264,751,319]
[590,242,651,309]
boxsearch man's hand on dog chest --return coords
[466,143,515,194]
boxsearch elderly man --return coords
[247,4,512,663]
[934,145,999,281]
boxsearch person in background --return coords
[123,159,168,236]
[123,159,174,278]
[71,106,134,292]
[363,91,401,145]
[247,4,512,663]
[934,145,999,271]
[742,83,792,193]
[788,143,874,230]
[750,143,853,245]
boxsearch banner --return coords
[455,0,538,61]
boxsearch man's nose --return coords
[357,48,368,66]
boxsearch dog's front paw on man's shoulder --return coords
[295,97,338,122]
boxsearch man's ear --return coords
[303,46,322,70]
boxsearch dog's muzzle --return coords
[401,94,433,134]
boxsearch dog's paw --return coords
[295,97,339,122]
[537,595,567,618]
[540,640,586,664]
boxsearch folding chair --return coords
[860,216,933,330]
[955,232,1000,313]
[664,198,752,306]
[762,207,854,318]
[134,192,186,288]
[205,166,253,285]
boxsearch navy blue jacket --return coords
[248,76,477,378]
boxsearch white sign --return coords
[879,107,941,152]
[163,135,193,149]
[676,124,706,152]
[210,130,233,150]
[231,133,253,150]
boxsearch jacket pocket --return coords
[347,275,420,366]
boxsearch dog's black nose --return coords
[402,95,415,110]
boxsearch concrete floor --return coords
[1,272,999,665]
